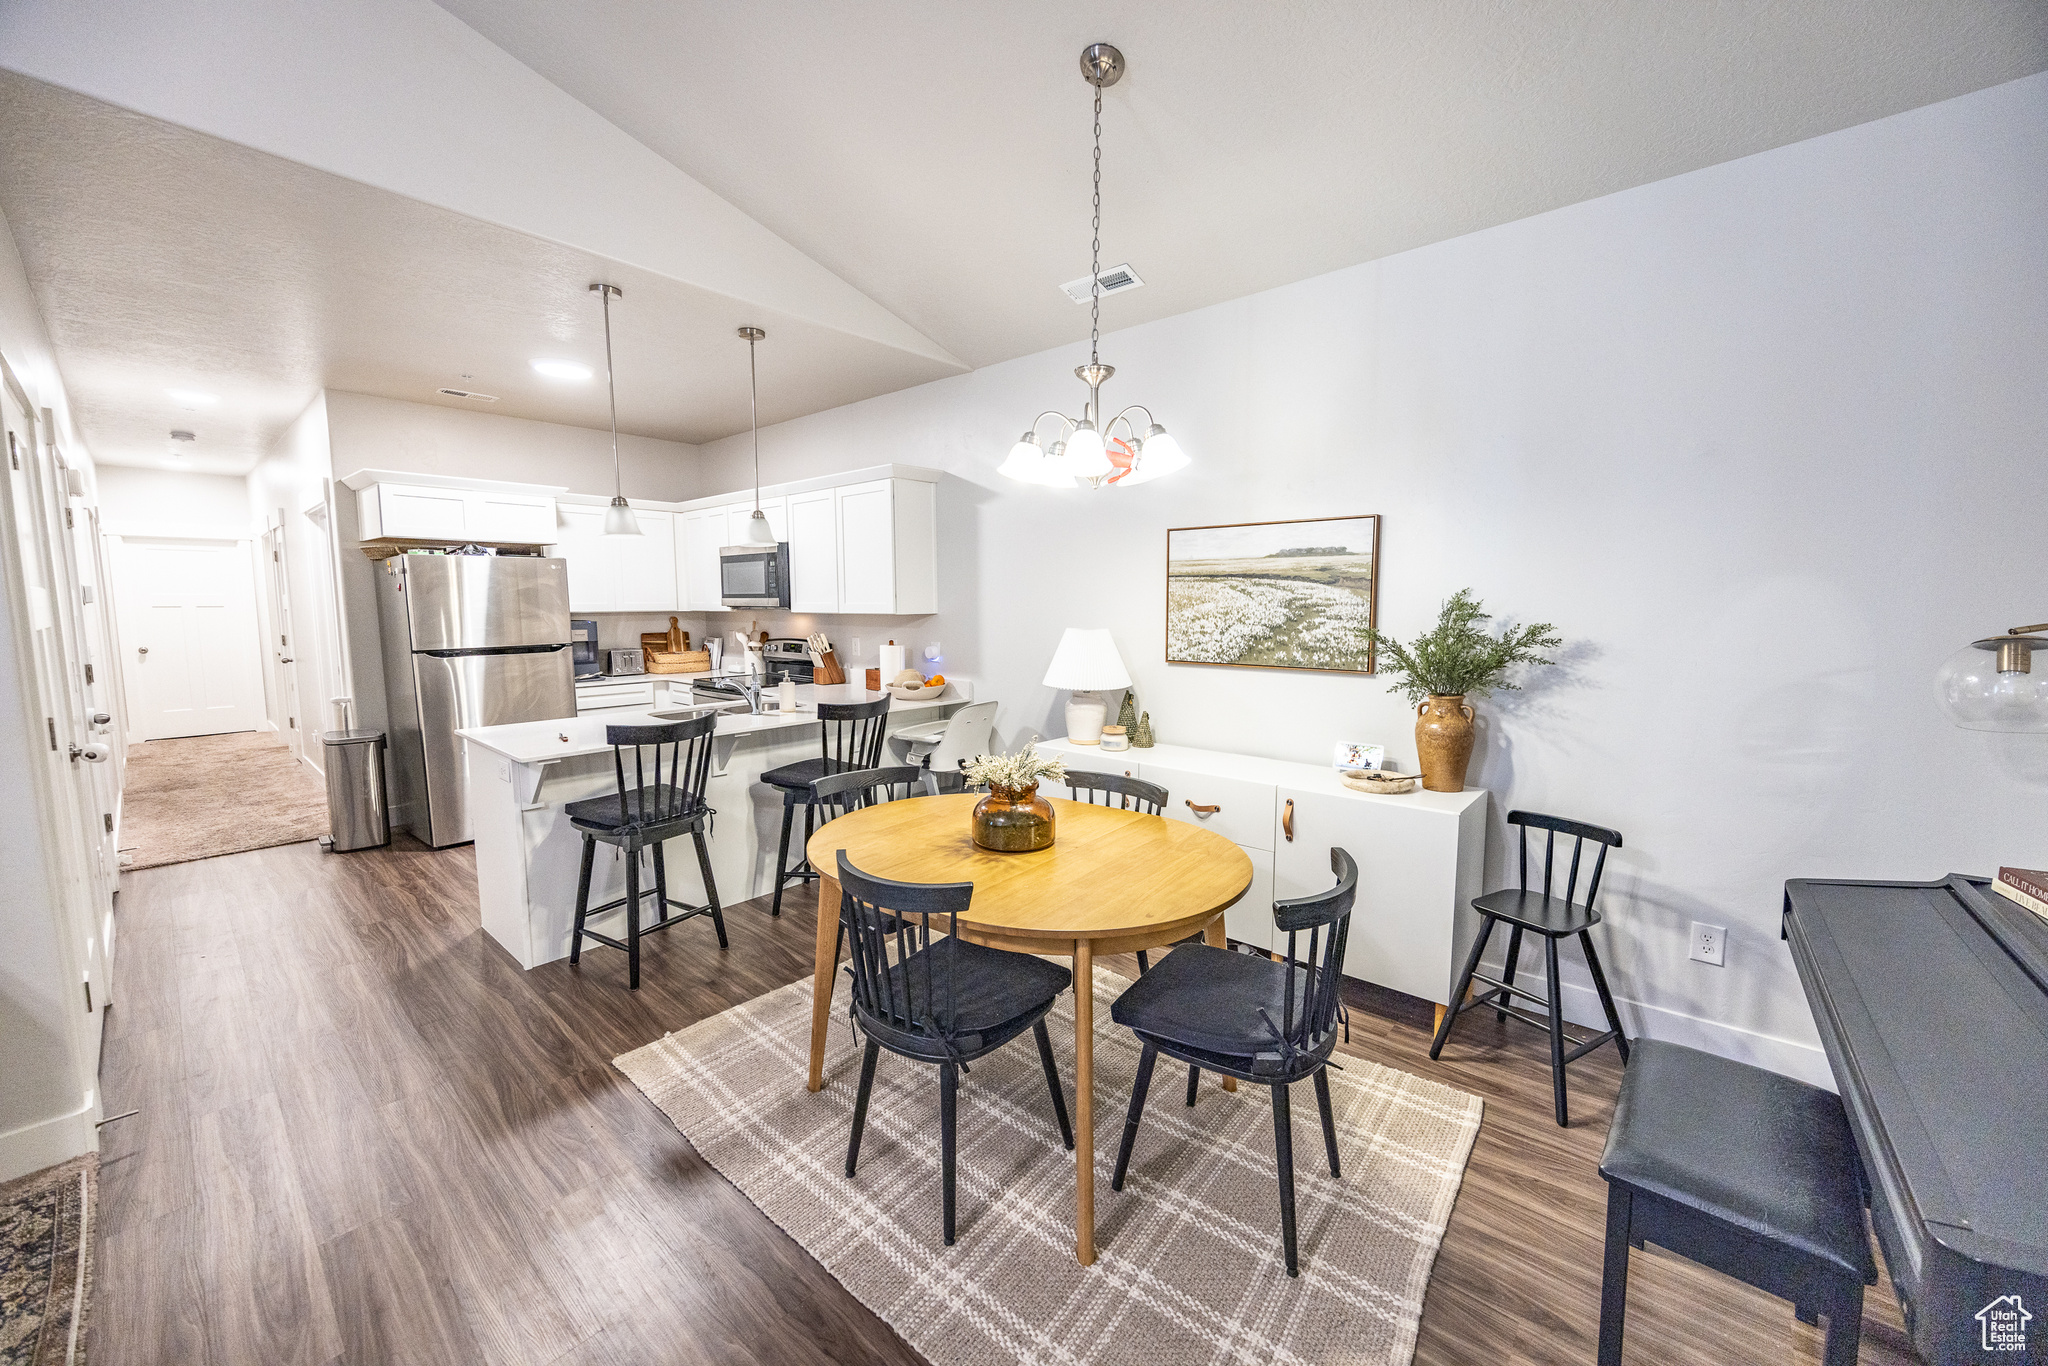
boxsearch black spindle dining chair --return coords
[1429,810,1629,1126]
[1108,847,1358,1277]
[837,851,1076,1246]
[1064,771,1176,972]
[566,713,724,990]
[765,697,892,917]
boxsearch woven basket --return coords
[647,650,711,674]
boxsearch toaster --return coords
[605,647,646,676]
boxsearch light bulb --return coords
[998,433,1044,483]
[1065,421,1111,479]
[602,496,642,537]
[744,508,778,544]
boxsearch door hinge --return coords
[64,507,74,529]
[289,716,296,729]
[280,633,287,647]
[47,717,57,750]
[83,980,92,1014]
[83,662,94,685]
[6,433,17,470]
[103,813,113,834]
[273,549,279,562]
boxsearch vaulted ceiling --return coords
[2,0,2043,474]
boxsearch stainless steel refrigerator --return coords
[376,554,576,847]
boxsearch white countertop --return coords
[460,682,963,765]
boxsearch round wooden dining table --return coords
[804,791,1253,1265]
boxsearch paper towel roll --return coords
[879,641,907,682]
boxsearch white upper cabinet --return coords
[725,497,787,547]
[677,506,729,613]
[786,487,839,613]
[553,504,611,611]
[354,480,558,545]
[614,510,676,611]
[360,483,469,540]
[835,478,936,615]
[553,505,677,612]
[465,490,557,543]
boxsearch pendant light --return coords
[590,282,640,537]
[1000,43,1189,490]
[1937,621,2048,732]
[738,326,778,544]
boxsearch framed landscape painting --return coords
[1165,515,1380,673]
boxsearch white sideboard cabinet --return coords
[1036,737,1488,1011]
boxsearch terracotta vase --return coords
[1415,695,1477,793]
[971,782,1056,853]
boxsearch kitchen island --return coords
[458,682,969,969]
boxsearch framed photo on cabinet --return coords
[1165,514,1380,673]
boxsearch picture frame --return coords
[1165,515,1381,673]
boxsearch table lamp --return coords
[1043,627,1132,745]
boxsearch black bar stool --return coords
[1429,809,1629,1125]
[566,713,725,989]
[766,696,891,917]
[1597,1040,1876,1366]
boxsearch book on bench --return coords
[1993,866,2048,921]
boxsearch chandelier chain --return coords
[1090,79,1102,368]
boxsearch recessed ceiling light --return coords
[167,388,219,408]
[531,359,593,382]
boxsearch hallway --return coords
[118,732,327,870]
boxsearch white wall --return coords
[692,73,2048,1082]
[95,466,253,537]
[247,394,349,766]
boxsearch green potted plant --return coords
[1363,589,1561,792]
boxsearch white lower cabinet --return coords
[1038,737,1487,1006]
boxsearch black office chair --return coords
[1065,771,1175,972]
[836,851,1075,1245]
[566,714,725,990]
[1429,810,1630,1126]
[765,696,892,917]
[1108,847,1358,1277]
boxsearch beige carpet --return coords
[0,1154,94,1366]
[617,967,1483,1366]
[121,731,328,870]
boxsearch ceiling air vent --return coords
[1060,264,1144,304]
[437,387,500,403]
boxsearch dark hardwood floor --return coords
[93,836,1916,1365]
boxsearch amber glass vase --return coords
[971,782,1056,852]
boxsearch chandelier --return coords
[999,43,1188,490]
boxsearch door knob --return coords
[136,646,148,656]
[70,742,110,763]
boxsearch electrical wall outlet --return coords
[1689,922,1726,967]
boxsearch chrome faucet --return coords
[693,675,764,714]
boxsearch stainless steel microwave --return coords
[719,542,790,608]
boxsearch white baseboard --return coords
[0,1100,98,1185]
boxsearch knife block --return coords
[813,650,846,685]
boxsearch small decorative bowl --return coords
[886,681,947,701]
[1342,769,1416,795]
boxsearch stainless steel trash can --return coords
[320,729,390,852]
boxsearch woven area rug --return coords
[616,968,1483,1366]
[122,731,327,870]
[0,1155,94,1366]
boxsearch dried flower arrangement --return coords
[962,743,1068,794]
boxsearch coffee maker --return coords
[570,618,601,679]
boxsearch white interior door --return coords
[114,536,266,740]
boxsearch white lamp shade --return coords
[1064,422,1112,479]
[1121,427,1188,485]
[1038,440,1078,489]
[742,508,778,543]
[998,435,1044,483]
[602,499,642,536]
[1937,642,2048,732]
[1042,627,1132,691]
